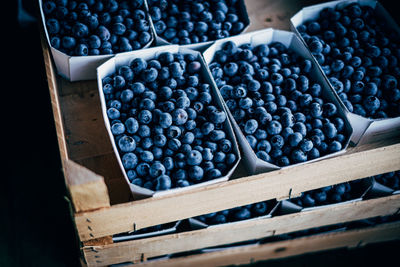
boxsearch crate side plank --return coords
[64,160,110,212]
[132,221,400,267]
[82,194,400,266]
[41,33,111,213]
[75,142,400,241]
[41,30,68,164]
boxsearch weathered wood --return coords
[82,194,400,266]
[129,221,400,267]
[75,141,400,241]
[40,27,69,165]
[64,159,110,212]
[82,236,113,247]
[245,0,319,31]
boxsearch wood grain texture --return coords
[130,221,400,267]
[82,194,400,266]
[64,160,110,212]
[75,141,400,241]
[40,29,69,165]
[244,0,325,31]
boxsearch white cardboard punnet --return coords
[290,0,400,145]
[113,221,181,242]
[203,29,353,175]
[97,45,240,199]
[39,0,155,81]
[149,0,250,52]
[187,200,277,230]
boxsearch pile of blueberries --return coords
[209,40,349,167]
[42,0,153,56]
[102,51,237,191]
[297,3,400,119]
[290,180,362,208]
[148,0,246,45]
[195,200,273,225]
[373,171,400,191]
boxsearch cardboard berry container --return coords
[290,0,400,145]
[203,28,354,175]
[38,0,155,81]
[148,0,250,52]
[96,45,241,199]
[185,199,278,230]
[112,220,181,242]
[273,178,373,216]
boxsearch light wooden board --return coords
[75,141,400,241]
[244,0,323,32]
[82,194,400,266]
[130,221,400,267]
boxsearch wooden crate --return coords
[40,0,400,266]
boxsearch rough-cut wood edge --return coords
[83,236,113,247]
[129,221,400,267]
[40,28,69,166]
[64,159,111,213]
[75,142,400,241]
[82,194,400,266]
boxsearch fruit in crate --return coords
[101,52,237,191]
[42,0,153,56]
[297,3,400,119]
[209,40,349,167]
[147,0,246,45]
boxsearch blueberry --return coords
[149,161,166,178]
[138,125,151,137]
[301,194,315,207]
[171,108,188,125]
[223,62,239,77]
[210,130,226,142]
[107,107,120,120]
[140,150,154,163]
[188,166,204,181]
[209,110,227,124]
[291,149,307,163]
[122,153,138,169]
[123,118,138,134]
[231,208,251,221]
[322,123,337,139]
[225,153,237,166]
[136,162,150,177]
[141,68,158,83]
[206,168,222,179]
[288,132,303,147]
[270,135,284,149]
[118,135,136,152]
[74,43,89,56]
[167,138,181,151]
[176,179,190,187]
[155,175,172,191]
[323,103,337,117]
[362,96,380,113]
[266,120,282,136]
[256,151,271,162]
[111,122,125,135]
[299,139,313,152]
[46,18,60,34]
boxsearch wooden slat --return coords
[64,160,111,213]
[75,141,400,241]
[132,221,400,267]
[82,194,400,266]
[40,30,69,165]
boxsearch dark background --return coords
[3,1,399,266]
